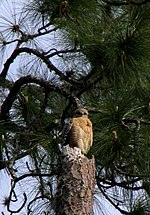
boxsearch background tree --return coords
[0,0,150,214]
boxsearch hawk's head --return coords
[73,108,88,118]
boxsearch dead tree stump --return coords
[55,145,95,215]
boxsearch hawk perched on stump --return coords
[62,108,93,154]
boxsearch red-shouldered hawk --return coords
[62,108,93,154]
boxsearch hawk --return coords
[62,108,93,154]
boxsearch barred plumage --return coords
[61,108,93,154]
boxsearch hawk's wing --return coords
[61,118,73,146]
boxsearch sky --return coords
[0,170,11,214]
[0,0,124,214]
[0,170,122,215]
[0,159,122,215]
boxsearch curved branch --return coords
[0,49,22,79]
[0,75,80,119]
[46,47,81,58]
[27,195,51,215]
[14,172,56,183]
[0,150,29,171]
[1,24,58,46]
[7,179,27,214]
[97,180,129,215]
[30,26,59,39]
[60,73,103,124]
[6,170,55,213]
[0,47,80,85]
[60,96,82,124]
[97,176,143,191]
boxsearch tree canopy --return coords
[0,0,150,214]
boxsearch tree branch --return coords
[102,0,149,6]
[2,24,59,46]
[97,177,143,191]
[97,180,129,214]
[46,47,81,58]
[6,171,55,213]
[0,75,80,119]
[0,149,33,171]
[7,180,27,214]
[27,195,51,215]
[60,72,103,124]
[0,47,80,85]
[14,172,56,183]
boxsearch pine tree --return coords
[0,0,150,214]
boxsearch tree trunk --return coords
[55,145,95,215]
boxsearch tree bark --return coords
[55,145,95,215]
